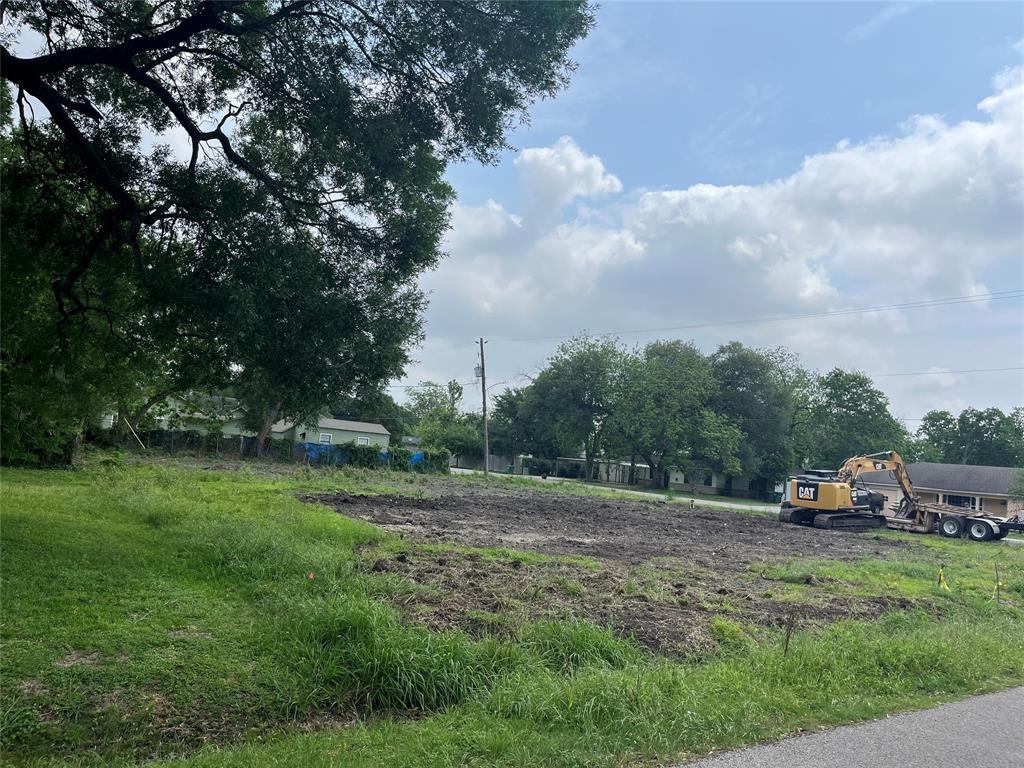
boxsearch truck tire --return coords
[938,516,964,538]
[966,520,995,542]
[993,528,1009,540]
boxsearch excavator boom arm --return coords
[838,451,917,518]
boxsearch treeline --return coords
[389,337,1024,489]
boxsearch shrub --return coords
[202,430,223,454]
[385,446,413,471]
[415,448,451,474]
[265,437,293,461]
[338,441,384,469]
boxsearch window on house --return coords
[319,433,332,445]
[943,494,976,510]
[357,437,369,446]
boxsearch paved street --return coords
[677,687,1024,768]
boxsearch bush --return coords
[264,437,293,461]
[416,448,451,474]
[202,430,223,454]
[337,441,384,469]
[385,446,413,471]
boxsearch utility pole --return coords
[478,337,489,477]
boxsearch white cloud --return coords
[530,225,645,290]
[847,3,916,41]
[514,136,622,216]
[411,65,1024,419]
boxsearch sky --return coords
[397,1,1024,429]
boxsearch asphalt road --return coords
[678,687,1024,768]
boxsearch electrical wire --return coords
[871,366,1024,377]
[489,290,1023,344]
[415,290,1021,353]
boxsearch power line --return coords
[415,290,1022,354]
[489,290,1023,344]
[872,366,1024,377]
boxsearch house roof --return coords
[271,417,389,436]
[317,418,390,435]
[860,462,1019,497]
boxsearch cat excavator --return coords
[779,450,1022,540]
[779,451,906,532]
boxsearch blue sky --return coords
[404,2,1024,423]
[449,1,1024,200]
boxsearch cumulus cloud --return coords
[413,65,1024,418]
[530,225,645,290]
[515,136,622,222]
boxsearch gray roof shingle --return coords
[271,417,389,435]
[860,462,1020,496]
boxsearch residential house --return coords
[106,396,390,450]
[274,418,390,448]
[860,462,1023,517]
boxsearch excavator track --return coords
[811,513,887,532]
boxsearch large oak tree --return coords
[0,1,593,459]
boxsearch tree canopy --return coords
[489,341,932,488]
[792,369,910,470]
[517,336,626,475]
[0,0,593,461]
[914,407,1024,467]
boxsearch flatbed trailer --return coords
[892,502,1024,541]
[780,500,1024,541]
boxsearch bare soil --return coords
[307,483,916,656]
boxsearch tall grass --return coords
[2,461,1023,768]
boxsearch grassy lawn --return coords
[2,456,1022,767]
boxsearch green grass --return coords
[2,458,1023,767]
[759,531,1024,604]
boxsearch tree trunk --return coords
[645,455,667,488]
[253,402,282,457]
[115,388,176,445]
[130,388,177,427]
[629,453,636,485]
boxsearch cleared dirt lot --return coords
[308,483,915,656]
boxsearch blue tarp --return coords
[294,442,357,465]
[286,443,428,470]
[293,442,415,468]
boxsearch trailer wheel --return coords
[993,528,1009,540]
[938,516,964,538]
[966,520,995,542]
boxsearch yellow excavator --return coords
[779,450,1022,540]
[779,451,904,531]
